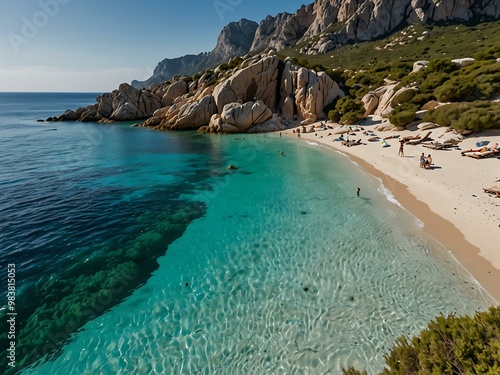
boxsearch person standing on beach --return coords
[419,153,426,168]
[398,140,404,157]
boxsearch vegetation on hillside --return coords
[280,21,500,71]
[424,101,500,132]
[343,306,500,375]
[278,21,500,129]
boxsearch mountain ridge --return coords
[132,0,499,88]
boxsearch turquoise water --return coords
[0,94,495,374]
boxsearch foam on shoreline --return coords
[282,119,500,302]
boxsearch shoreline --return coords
[282,118,500,303]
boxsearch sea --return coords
[0,92,496,375]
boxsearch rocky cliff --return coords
[300,0,500,54]
[135,0,499,87]
[133,19,258,88]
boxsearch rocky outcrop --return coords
[221,100,273,130]
[162,80,188,106]
[205,19,258,68]
[299,0,500,55]
[168,95,218,130]
[412,60,429,73]
[213,55,280,111]
[134,0,499,87]
[56,53,342,133]
[131,53,208,89]
[361,93,379,116]
[280,59,340,123]
[109,84,162,121]
[250,4,316,51]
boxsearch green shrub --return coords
[423,101,500,131]
[329,97,365,124]
[389,110,416,126]
[426,58,457,74]
[474,44,500,60]
[328,109,341,122]
[343,305,500,375]
[341,111,362,124]
[411,93,436,107]
[434,78,475,101]
[419,72,450,93]
[389,103,418,126]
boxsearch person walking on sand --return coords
[398,140,404,157]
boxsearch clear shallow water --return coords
[0,93,495,375]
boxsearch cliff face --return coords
[301,0,500,54]
[134,0,499,86]
[133,19,257,88]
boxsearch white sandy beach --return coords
[283,117,500,301]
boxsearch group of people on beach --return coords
[419,153,433,169]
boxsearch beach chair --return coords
[483,187,500,197]
[466,150,500,159]
[422,141,454,150]
[407,131,432,145]
[402,133,420,142]
[346,139,362,147]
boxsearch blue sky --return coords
[0,0,306,92]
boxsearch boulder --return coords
[417,122,437,130]
[213,55,280,112]
[280,63,340,123]
[168,95,217,130]
[97,93,113,118]
[61,109,77,121]
[361,93,378,116]
[110,83,163,121]
[412,60,429,73]
[80,108,98,122]
[162,80,189,106]
[221,124,242,133]
[421,100,440,110]
[374,85,397,117]
[247,114,285,133]
[391,87,418,107]
[451,58,475,67]
[221,100,273,130]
